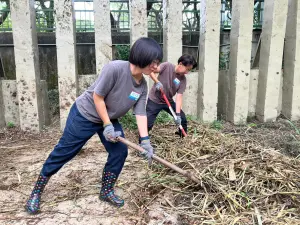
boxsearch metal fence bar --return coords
[0,0,264,32]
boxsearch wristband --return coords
[140,136,149,141]
[104,122,112,127]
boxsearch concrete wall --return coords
[78,75,97,95]
[182,72,199,116]
[2,1,299,131]
[218,69,283,120]
[0,31,261,90]
[1,80,50,127]
[2,80,19,126]
[0,67,285,129]
[0,79,6,127]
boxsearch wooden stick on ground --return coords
[117,137,200,184]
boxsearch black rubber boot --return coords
[175,131,184,138]
[99,170,124,207]
[25,174,49,214]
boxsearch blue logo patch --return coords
[173,78,180,86]
[128,91,140,101]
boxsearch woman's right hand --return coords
[103,123,122,143]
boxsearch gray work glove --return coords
[155,81,163,91]
[174,113,182,126]
[139,139,154,166]
[103,123,122,143]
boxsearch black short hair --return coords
[178,54,197,69]
[129,37,163,68]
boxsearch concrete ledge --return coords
[78,74,97,95]
[182,71,199,116]
[1,80,50,127]
[2,80,19,126]
[41,81,51,126]
[218,69,283,120]
[218,70,229,119]
[0,79,5,127]
[248,69,259,118]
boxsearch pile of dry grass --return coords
[131,121,300,224]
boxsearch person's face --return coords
[176,63,193,75]
[142,60,160,75]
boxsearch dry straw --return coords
[131,121,300,224]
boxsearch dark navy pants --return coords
[146,99,187,134]
[41,103,128,178]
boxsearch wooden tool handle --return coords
[117,137,200,184]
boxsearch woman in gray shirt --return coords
[25,37,163,214]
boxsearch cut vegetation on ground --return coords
[0,116,299,225]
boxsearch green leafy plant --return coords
[7,121,15,128]
[211,120,223,130]
[48,89,59,116]
[119,111,137,130]
[219,51,230,70]
[286,119,300,135]
[186,114,198,121]
[248,123,257,128]
[115,45,130,61]
[156,111,172,124]
[120,110,172,131]
[240,192,252,208]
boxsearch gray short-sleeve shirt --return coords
[76,60,148,123]
[148,62,186,104]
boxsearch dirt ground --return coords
[0,117,299,225]
[0,118,177,225]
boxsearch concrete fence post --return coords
[10,0,43,131]
[55,0,78,130]
[227,0,254,124]
[94,0,112,74]
[163,0,182,64]
[197,0,221,122]
[256,0,288,122]
[130,0,147,46]
[129,0,151,86]
[282,0,300,121]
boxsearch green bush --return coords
[120,110,172,131]
[119,111,138,130]
[156,111,173,123]
[219,51,230,70]
[115,45,130,61]
[48,89,60,116]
